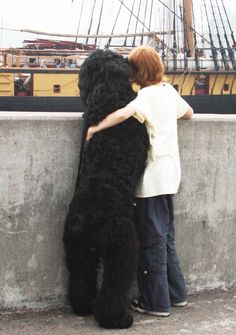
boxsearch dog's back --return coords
[79,49,149,197]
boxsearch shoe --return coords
[171,301,187,307]
[130,299,170,317]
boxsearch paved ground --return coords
[1,288,236,335]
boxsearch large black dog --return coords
[63,49,149,329]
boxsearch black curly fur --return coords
[63,49,149,329]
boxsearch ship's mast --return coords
[183,0,195,56]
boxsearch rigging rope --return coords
[156,0,225,54]
[132,0,142,46]
[95,0,105,44]
[148,0,154,30]
[179,3,188,70]
[75,0,85,44]
[1,0,235,67]
[117,0,172,53]
[173,0,177,70]
[107,0,123,47]
[209,0,229,70]
[191,0,200,70]
[176,2,181,51]
[203,0,219,70]
[216,0,236,70]
[141,0,149,44]
[161,4,166,60]
[86,0,97,44]
[220,0,236,46]
[123,0,136,46]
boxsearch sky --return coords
[1,0,236,48]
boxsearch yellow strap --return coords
[132,111,145,123]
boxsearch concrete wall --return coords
[0,112,235,311]
[0,112,83,311]
[176,114,236,292]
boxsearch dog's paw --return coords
[98,312,133,329]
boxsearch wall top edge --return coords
[0,112,236,122]
[189,114,236,122]
[0,112,83,121]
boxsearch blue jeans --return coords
[134,195,187,312]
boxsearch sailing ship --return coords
[0,0,235,113]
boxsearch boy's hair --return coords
[128,46,164,87]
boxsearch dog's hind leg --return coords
[69,246,99,316]
[64,224,99,316]
[93,216,137,329]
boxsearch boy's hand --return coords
[86,127,95,141]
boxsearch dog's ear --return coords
[124,59,136,83]
[124,57,129,65]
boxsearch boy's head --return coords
[128,46,164,87]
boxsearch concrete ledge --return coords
[188,114,236,121]
[0,113,235,310]
[0,111,83,120]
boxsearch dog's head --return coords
[79,49,136,125]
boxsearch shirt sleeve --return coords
[170,85,191,119]
[128,92,147,123]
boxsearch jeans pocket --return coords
[139,238,167,269]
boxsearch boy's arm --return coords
[86,105,136,141]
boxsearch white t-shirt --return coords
[129,82,190,198]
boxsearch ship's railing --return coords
[165,57,235,70]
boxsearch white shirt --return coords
[129,83,190,198]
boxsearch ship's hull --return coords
[183,94,236,114]
[0,67,235,113]
[0,96,82,113]
[0,94,235,114]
